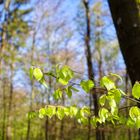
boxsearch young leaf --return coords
[33,68,43,81]
[99,108,109,123]
[136,119,140,128]
[56,65,74,85]
[66,86,72,98]
[46,106,56,119]
[80,106,91,117]
[80,80,94,93]
[108,89,121,103]
[109,99,116,108]
[40,78,48,88]
[53,89,62,100]
[127,118,135,127]
[129,106,140,121]
[100,76,116,90]
[56,107,65,120]
[70,86,79,92]
[80,117,88,125]
[90,116,97,127]
[99,95,106,106]
[132,82,140,99]
[58,78,68,85]
[39,108,47,116]
[63,107,70,116]
[109,73,123,82]
[70,106,78,117]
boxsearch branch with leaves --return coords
[29,65,140,129]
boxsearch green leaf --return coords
[63,107,70,116]
[90,116,97,127]
[111,107,118,115]
[33,68,43,81]
[39,114,44,119]
[58,78,68,85]
[136,118,140,128]
[69,106,78,117]
[53,89,62,100]
[27,111,37,119]
[80,106,91,117]
[45,106,56,119]
[99,108,109,123]
[109,73,123,82]
[56,65,74,85]
[80,117,88,125]
[127,118,135,127]
[39,108,47,118]
[99,95,106,106]
[70,86,79,92]
[119,89,126,95]
[100,76,116,90]
[39,108,47,116]
[132,82,140,99]
[109,99,116,108]
[29,66,34,80]
[80,80,94,93]
[66,86,72,98]
[40,78,48,88]
[129,106,140,121]
[56,107,65,120]
[108,89,121,103]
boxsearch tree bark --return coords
[108,0,140,138]
[2,78,7,140]
[26,31,36,140]
[108,0,140,85]
[83,0,100,140]
[6,63,14,140]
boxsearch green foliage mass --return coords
[30,65,140,129]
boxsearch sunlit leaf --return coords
[132,82,140,99]
[80,80,94,93]
[45,106,56,119]
[56,107,65,120]
[66,86,72,98]
[129,106,140,121]
[109,73,123,82]
[53,89,62,100]
[99,108,109,123]
[40,78,48,88]
[99,94,106,106]
[70,106,78,117]
[33,68,43,81]
[100,76,116,90]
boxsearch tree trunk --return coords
[83,0,100,140]
[108,0,140,138]
[2,78,7,140]
[26,31,36,140]
[108,0,140,85]
[6,63,14,140]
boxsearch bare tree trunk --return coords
[0,0,11,77]
[6,63,14,140]
[2,78,7,140]
[83,0,100,140]
[0,26,6,77]
[108,0,140,138]
[26,31,36,140]
[45,117,49,140]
